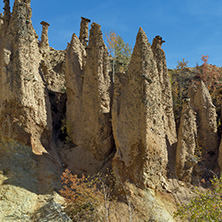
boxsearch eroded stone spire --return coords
[112,28,167,189]
[176,99,197,181]
[188,81,219,169]
[40,21,50,48]
[0,0,52,154]
[151,35,177,146]
[65,22,112,165]
[79,17,91,47]
[3,0,11,26]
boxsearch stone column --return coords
[40,21,50,48]
[79,17,91,47]
[3,0,11,27]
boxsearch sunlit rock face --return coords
[0,0,52,153]
[112,28,168,189]
[152,35,177,146]
[65,23,113,162]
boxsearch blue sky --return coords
[4,0,222,68]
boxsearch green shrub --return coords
[174,176,222,221]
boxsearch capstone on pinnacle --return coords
[79,17,91,47]
[40,21,50,48]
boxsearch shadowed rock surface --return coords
[176,100,197,181]
[188,81,219,169]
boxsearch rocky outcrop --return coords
[152,36,177,145]
[0,0,52,154]
[218,139,222,171]
[39,21,66,93]
[79,17,91,47]
[112,28,167,189]
[3,0,10,27]
[0,140,68,221]
[65,23,112,163]
[65,34,86,145]
[40,21,50,49]
[176,99,197,181]
[188,81,219,169]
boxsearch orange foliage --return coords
[60,169,105,221]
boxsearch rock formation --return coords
[112,28,168,189]
[188,81,219,169]
[218,139,222,170]
[0,0,52,154]
[152,35,177,145]
[65,22,112,163]
[218,105,222,170]
[40,21,50,49]
[65,34,86,146]
[0,0,221,221]
[176,99,197,181]
[79,17,91,47]
[3,0,10,27]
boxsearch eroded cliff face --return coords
[0,0,221,221]
[188,81,219,169]
[151,35,177,146]
[0,1,67,221]
[112,28,168,189]
[176,100,197,181]
[0,0,52,154]
[65,23,112,164]
[175,80,220,181]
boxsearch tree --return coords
[105,31,132,78]
[176,58,188,70]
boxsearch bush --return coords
[174,176,222,221]
[60,169,110,222]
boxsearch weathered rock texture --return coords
[152,36,177,145]
[0,0,52,154]
[65,33,86,145]
[3,0,10,27]
[0,140,69,221]
[112,28,168,189]
[65,23,112,162]
[40,21,50,49]
[79,17,91,47]
[219,138,222,170]
[188,81,219,168]
[40,47,66,93]
[39,21,66,93]
[176,99,197,181]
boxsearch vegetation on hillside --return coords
[105,31,132,76]
[60,169,112,221]
[174,176,222,221]
[169,56,222,130]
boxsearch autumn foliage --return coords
[170,56,222,129]
[60,169,106,221]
